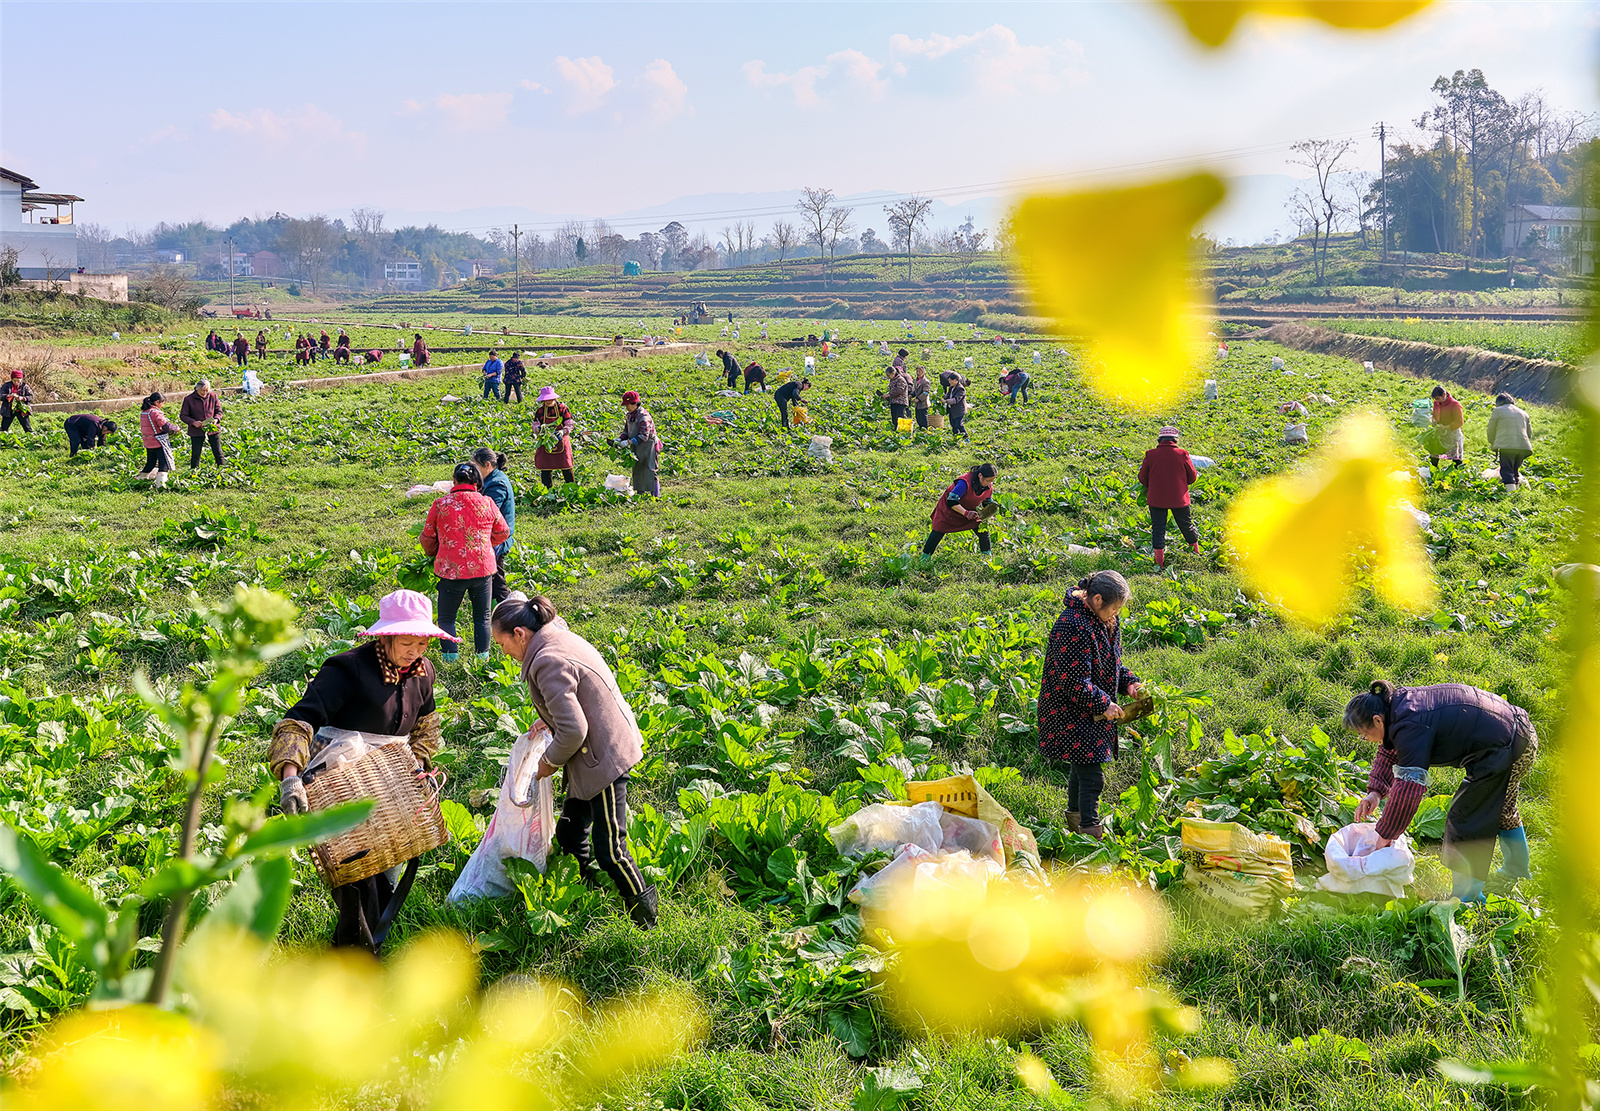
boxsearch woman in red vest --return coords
[1137,425,1200,568]
[920,462,997,563]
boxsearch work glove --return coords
[279,775,309,815]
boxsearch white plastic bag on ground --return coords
[449,725,557,902]
[1204,379,1218,400]
[1066,544,1103,556]
[1316,823,1415,898]
[1285,423,1308,445]
[1190,455,1215,471]
[849,843,930,908]
[604,474,635,496]
[1271,356,1284,370]
[830,801,945,858]
[848,846,994,910]
[807,435,834,464]
[938,811,1005,873]
[1398,500,1431,529]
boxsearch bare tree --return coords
[1287,138,1356,284]
[825,205,854,263]
[77,222,115,273]
[277,216,339,291]
[141,264,192,309]
[953,216,988,295]
[770,220,797,264]
[719,225,736,267]
[883,195,935,282]
[795,186,835,260]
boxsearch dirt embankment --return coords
[1256,323,1576,405]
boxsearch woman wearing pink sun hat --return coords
[532,385,576,486]
[267,588,454,951]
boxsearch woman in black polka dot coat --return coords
[1038,571,1143,839]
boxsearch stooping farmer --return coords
[1486,392,1535,488]
[921,462,998,563]
[617,390,661,498]
[490,593,658,929]
[420,462,511,662]
[1346,680,1536,902]
[1038,570,1144,840]
[269,588,450,952]
[64,412,117,456]
[717,348,741,390]
[532,386,576,486]
[1137,425,1200,568]
[773,376,810,429]
[1428,385,1465,470]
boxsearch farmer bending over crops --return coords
[743,361,767,393]
[617,390,661,497]
[1138,425,1200,568]
[1486,392,1534,488]
[533,386,576,486]
[0,370,33,434]
[180,379,225,469]
[1347,680,1535,902]
[921,462,998,563]
[1428,385,1465,469]
[474,447,516,604]
[64,412,117,456]
[774,376,810,428]
[269,588,449,953]
[1038,570,1143,840]
[491,593,657,929]
[717,348,741,390]
[1000,367,1032,405]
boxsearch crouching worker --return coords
[1347,680,1536,902]
[921,462,998,563]
[1038,570,1142,840]
[65,413,117,456]
[269,589,450,952]
[491,593,657,929]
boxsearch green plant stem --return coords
[145,713,225,1006]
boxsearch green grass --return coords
[0,314,1582,1107]
[1307,318,1594,365]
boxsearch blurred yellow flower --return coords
[1225,410,1436,625]
[1010,173,1225,410]
[1163,1,1431,48]
[6,1006,220,1111]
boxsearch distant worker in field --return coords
[1347,679,1535,902]
[64,413,117,456]
[319,331,331,360]
[1428,384,1465,470]
[334,336,351,365]
[1137,425,1200,568]
[617,390,661,498]
[337,328,351,351]
[921,461,999,563]
[134,392,176,486]
[773,376,810,429]
[910,366,931,429]
[941,369,970,441]
[255,330,267,361]
[502,351,526,404]
[295,333,311,366]
[533,386,576,486]
[1000,366,1032,405]
[1038,570,1144,841]
[481,350,504,401]
[232,332,249,367]
[0,370,33,433]
[884,362,911,431]
[717,348,741,390]
[1486,392,1534,488]
[892,347,909,374]
[181,378,225,469]
[411,333,430,368]
[743,360,767,394]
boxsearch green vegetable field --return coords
[1308,319,1592,367]
[0,312,1588,1108]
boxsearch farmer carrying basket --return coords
[268,589,453,953]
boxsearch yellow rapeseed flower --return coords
[1225,410,1436,625]
[1009,174,1225,411]
[1163,1,1431,48]
[5,1006,221,1111]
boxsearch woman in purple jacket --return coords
[1037,570,1143,840]
[1346,680,1536,901]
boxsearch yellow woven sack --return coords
[906,774,1039,863]
[1178,818,1293,886]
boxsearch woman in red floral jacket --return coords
[1037,570,1143,839]
[421,462,511,662]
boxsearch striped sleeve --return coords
[1375,778,1425,841]
[1367,744,1396,798]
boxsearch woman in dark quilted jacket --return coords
[1345,680,1536,902]
[1038,570,1143,840]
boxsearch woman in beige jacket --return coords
[490,593,656,928]
[1485,392,1534,487]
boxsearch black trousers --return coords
[504,381,524,403]
[947,402,967,436]
[189,432,224,468]
[890,402,909,430]
[555,776,646,898]
[1067,762,1105,827]
[235,351,248,366]
[141,446,172,473]
[1498,449,1530,485]
[923,529,990,555]
[66,420,95,455]
[540,468,575,487]
[1,410,32,434]
[491,550,510,604]
[1149,505,1198,550]
[777,397,790,427]
[331,858,418,954]
[745,373,766,393]
[915,407,929,429]
[437,574,491,653]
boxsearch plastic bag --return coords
[1316,823,1415,898]
[604,474,635,495]
[848,846,994,910]
[1398,500,1431,530]
[963,356,974,370]
[1285,423,1308,445]
[1271,356,1284,370]
[304,727,411,777]
[1204,379,1219,400]
[830,801,944,858]
[1410,400,1433,427]
[1190,455,1215,471]
[449,726,557,902]
[242,369,262,396]
[896,417,914,433]
[905,774,1039,864]
[938,811,1005,872]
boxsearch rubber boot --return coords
[1493,826,1531,881]
[1079,824,1105,841]
[1190,540,1201,554]
[152,471,168,489]
[978,533,992,555]
[1451,871,1486,905]
[476,651,491,662]
[1065,811,1081,833]
[1153,549,1165,568]
[441,651,459,664]
[622,885,659,930]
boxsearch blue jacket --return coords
[482,468,515,554]
[482,357,504,381]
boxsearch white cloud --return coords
[208,104,364,150]
[742,48,888,107]
[398,99,422,114]
[889,24,1086,95]
[635,59,690,123]
[435,91,513,130]
[520,79,550,94]
[554,55,617,113]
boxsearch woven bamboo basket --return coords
[304,741,449,887]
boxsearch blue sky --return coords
[3,2,1596,241]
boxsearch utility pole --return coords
[512,223,521,318]
[1372,122,1388,261]
[227,235,236,311]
